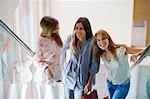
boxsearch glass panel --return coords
[0,20,35,99]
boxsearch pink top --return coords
[34,36,62,82]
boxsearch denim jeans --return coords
[64,87,83,99]
[106,79,130,99]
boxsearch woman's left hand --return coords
[130,53,139,62]
[85,81,92,92]
[85,73,94,92]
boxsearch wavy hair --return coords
[40,16,63,48]
[93,30,118,64]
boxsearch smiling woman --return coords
[61,17,99,99]
[92,29,143,99]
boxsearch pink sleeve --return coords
[46,41,60,67]
[36,38,60,68]
[36,38,49,68]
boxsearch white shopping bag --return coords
[44,82,65,99]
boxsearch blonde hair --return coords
[40,16,58,37]
[40,16,63,48]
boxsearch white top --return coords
[102,47,130,85]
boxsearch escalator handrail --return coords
[0,20,35,57]
[130,44,150,71]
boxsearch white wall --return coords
[0,0,19,29]
[50,0,134,46]
[50,0,134,98]
[131,21,147,47]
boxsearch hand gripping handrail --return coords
[130,44,150,71]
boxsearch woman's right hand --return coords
[45,67,53,79]
[45,67,55,84]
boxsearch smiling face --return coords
[74,22,86,42]
[96,32,109,51]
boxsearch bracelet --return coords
[44,66,48,71]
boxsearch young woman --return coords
[93,29,142,99]
[34,16,63,84]
[62,17,99,99]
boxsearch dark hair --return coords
[40,16,63,48]
[93,30,117,64]
[51,33,63,48]
[72,17,93,53]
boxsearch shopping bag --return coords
[82,89,98,99]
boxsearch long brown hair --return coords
[93,30,118,64]
[72,17,93,54]
[40,16,63,48]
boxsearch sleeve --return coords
[46,48,60,67]
[60,34,72,68]
[62,34,72,51]
[89,57,100,75]
[33,38,49,69]
[40,40,61,68]
[89,41,100,75]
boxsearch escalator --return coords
[0,19,150,99]
[0,20,65,99]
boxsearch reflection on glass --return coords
[0,20,34,99]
